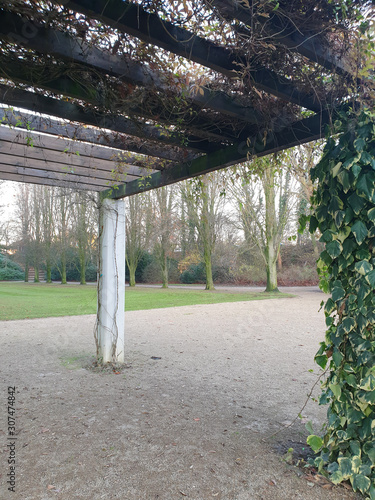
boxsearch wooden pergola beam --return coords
[49,0,322,111]
[0,98,192,163]
[0,85,209,160]
[1,59,247,145]
[106,108,329,198]
[211,0,353,75]
[0,10,262,127]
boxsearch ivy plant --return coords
[302,107,375,498]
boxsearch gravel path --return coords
[0,288,361,500]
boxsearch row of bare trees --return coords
[8,185,98,283]
[3,144,320,290]
[125,145,320,291]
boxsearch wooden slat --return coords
[0,152,140,186]
[0,165,105,190]
[0,128,156,177]
[0,95,197,162]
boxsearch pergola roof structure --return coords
[0,0,368,198]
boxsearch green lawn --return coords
[0,282,293,321]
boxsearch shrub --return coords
[180,262,206,284]
[0,267,24,281]
[232,264,266,285]
[0,254,25,281]
[141,254,180,284]
[50,248,97,282]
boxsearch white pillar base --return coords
[96,198,125,363]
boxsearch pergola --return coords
[0,0,363,362]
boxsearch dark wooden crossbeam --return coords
[48,0,322,111]
[0,95,193,163]
[0,108,168,171]
[0,10,262,127]
[1,61,224,153]
[0,52,254,144]
[211,0,352,76]
[0,85,214,161]
[105,108,330,199]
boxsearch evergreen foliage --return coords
[0,253,24,281]
[302,108,375,497]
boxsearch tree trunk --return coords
[204,245,214,290]
[311,232,319,258]
[34,266,39,283]
[24,261,29,282]
[61,250,67,284]
[263,165,280,293]
[161,252,168,288]
[79,249,86,285]
[46,263,52,283]
[128,264,136,287]
[265,244,279,292]
[45,242,52,283]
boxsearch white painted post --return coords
[96,198,125,363]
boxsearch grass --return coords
[0,282,293,321]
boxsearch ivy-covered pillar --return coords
[96,197,125,364]
[305,108,375,497]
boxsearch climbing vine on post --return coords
[303,108,375,498]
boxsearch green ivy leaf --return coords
[363,442,375,464]
[307,435,323,452]
[354,137,366,152]
[342,238,357,258]
[329,382,342,399]
[365,269,375,288]
[356,172,375,200]
[320,230,333,243]
[358,390,375,404]
[337,457,352,478]
[332,162,342,177]
[360,151,373,164]
[354,260,373,275]
[337,169,351,192]
[351,220,368,244]
[352,163,362,178]
[332,348,343,366]
[359,373,375,391]
[356,248,371,260]
[326,240,343,258]
[332,286,345,302]
[348,193,366,214]
[315,354,328,369]
[324,298,335,315]
[352,473,371,494]
[309,215,319,233]
[342,317,355,333]
[368,207,375,221]
[330,469,344,484]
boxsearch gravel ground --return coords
[0,287,361,500]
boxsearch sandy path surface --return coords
[0,288,361,500]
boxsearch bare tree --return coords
[55,187,71,284]
[181,172,226,290]
[15,184,31,281]
[153,186,177,288]
[125,192,150,287]
[229,154,296,292]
